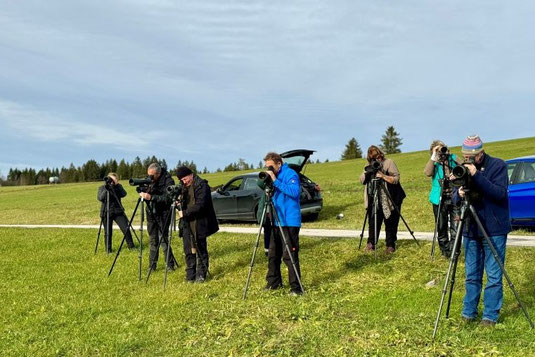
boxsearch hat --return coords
[176,166,193,179]
[462,135,484,155]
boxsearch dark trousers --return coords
[367,203,401,249]
[103,213,135,252]
[182,227,209,281]
[147,215,175,269]
[266,226,302,292]
[432,200,460,257]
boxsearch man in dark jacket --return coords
[139,163,177,271]
[176,166,219,282]
[452,135,511,326]
[97,173,135,253]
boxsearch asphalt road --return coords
[1,224,534,247]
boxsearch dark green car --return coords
[211,150,323,222]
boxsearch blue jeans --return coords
[462,234,507,322]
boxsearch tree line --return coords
[1,126,402,186]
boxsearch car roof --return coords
[506,155,535,163]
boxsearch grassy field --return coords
[1,137,535,355]
[1,136,534,232]
[1,228,534,356]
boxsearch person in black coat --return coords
[138,163,177,271]
[176,166,219,282]
[97,173,135,253]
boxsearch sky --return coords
[1,0,534,177]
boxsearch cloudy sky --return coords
[1,0,534,176]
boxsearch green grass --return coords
[1,228,534,356]
[1,137,534,232]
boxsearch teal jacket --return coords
[427,154,459,205]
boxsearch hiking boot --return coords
[386,246,395,254]
[289,289,303,296]
[364,243,375,252]
[264,284,283,291]
[480,319,496,327]
[462,315,476,323]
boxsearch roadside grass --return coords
[1,137,534,233]
[1,228,534,356]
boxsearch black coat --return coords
[98,184,127,218]
[146,169,175,218]
[181,175,219,238]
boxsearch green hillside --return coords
[1,136,534,231]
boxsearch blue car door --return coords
[508,161,535,226]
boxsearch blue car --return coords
[506,155,535,228]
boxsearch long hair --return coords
[366,145,385,163]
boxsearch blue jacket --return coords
[453,153,511,238]
[272,163,301,227]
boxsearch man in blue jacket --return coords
[453,135,511,326]
[262,152,303,295]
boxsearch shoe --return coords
[185,278,195,284]
[289,289,303,296]
[461,316,476,323]
[386,246,395,254]
[364,243,375,252]
[480,319,496,327]
[263,284,283,291]
[195,276,206,283]
[166,265,176,271]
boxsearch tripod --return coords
[359,178,419,259]
[432,192,534,339]
[243,186,305,299]
[95,187,111,254]
[108,196,146,281]
[431,160,455,260]
[145,201,180,286]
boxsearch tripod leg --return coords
[380,183,420,247]
[445,235,463,318]
[359,204,370,250]
[431,196,443,260]
[164,205,176,291]
[108,198,141,277]
[95,217,104,255]
[243,203,269,299]
[469,206,534,328]
[433,205,467,339]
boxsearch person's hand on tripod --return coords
[139,192,151,200]
[177,210,184,218]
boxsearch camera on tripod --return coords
[166,182,184,201]
[364,160,383,182]
[438,146,449,161]
[129,175,154,193]
[258,165,276,186]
